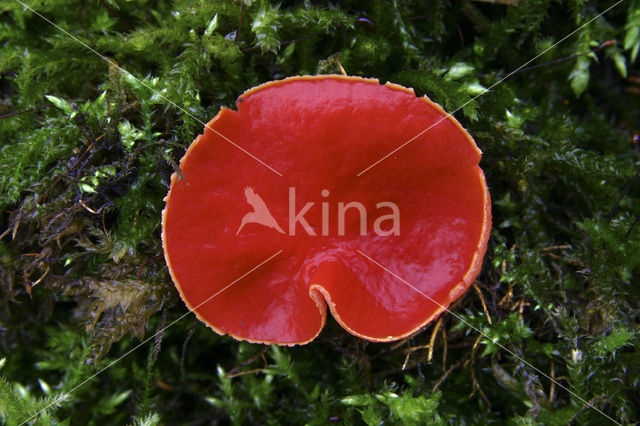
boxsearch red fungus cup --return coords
[162,75,491,345]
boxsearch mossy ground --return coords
[1,0,639,424]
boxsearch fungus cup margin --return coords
[161,74,492,345]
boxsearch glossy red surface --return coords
[162,75,491,344]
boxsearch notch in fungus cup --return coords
[162,75,492,345]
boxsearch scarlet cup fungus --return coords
[162,75,491,345]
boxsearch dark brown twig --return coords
[0,103,54,120]
[236,0,243,42]
[0,107,35,120]
[432,354,469,392]
[473,282,492,325]
[427,317,443,363]
[225,346,269,378]
[499,40,615,78]
[567,395,605,424]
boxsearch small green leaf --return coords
[251,6,281,54]
[45,95,73,114]
[569,56,590,97]
[118,120,144,150]
[624,26,639,51]
[78,180,97,194]
[129,413,161,426]
[204,13,219,36]
[205,396,223,407]
[445,62,474,80]
[464,83,488,96]
[359,406,382,425]
[624,1,640,62]
[631,42,640,63]
[506,109,525,129]
[38,379,51,395]
[612,49,627,78]
[105,390,131,409]
[341,394,372,405]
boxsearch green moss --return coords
[1,0,638,424]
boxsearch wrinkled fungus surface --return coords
[162,75,491,345]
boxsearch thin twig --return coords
[518,295,528,322]
[333,56,347,76]
[466,335,490,405]
[568,395,605,424]
[540,245,571,251]
[0,107,35,120]
[226,367,267,379]
[0,103,56,120]
[120,100,138,114]
[469,362,491,406]
[11,216,21,240]
[473,282,492,325]
[401,351,411,370]
[465,334,484,368]
[236,0,243,42]
[0,227,11,241]
[432,354,468,393]
[427,317,443,363]
[500,40,615,78]
[389,336,410,350]
[441,326,448,370]
[404,343,431,352]
[78,199,100,214]
[225,347,269,378]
